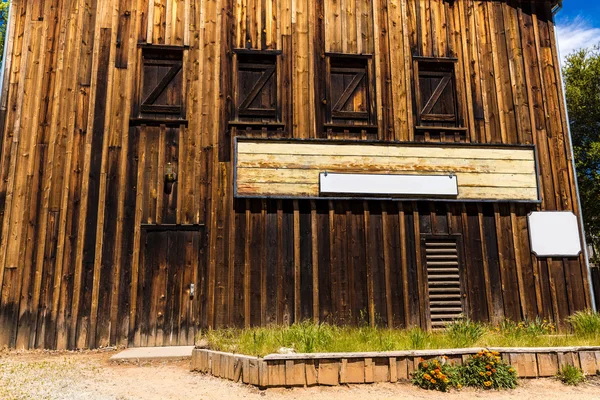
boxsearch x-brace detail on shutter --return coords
[418,70,456,123]
[141,58,183,115]
[330,67,368,120]
[238,64,277,118]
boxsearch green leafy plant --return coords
[567,310,600,337]
[556,365,586,386]
[445,318,486,348]
[411,357,455,392]
[457,349,518,390]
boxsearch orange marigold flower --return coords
[422,362,428,368]
[484,381,492,387]
[479,372,485,376]
[492,369,497,373]
[509,368,515,373]
[485,365,492,370]
[424,373,431,380]
[486,371,492,376]
[430,379,436,384]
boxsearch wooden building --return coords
[0,0,594,350]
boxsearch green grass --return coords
[199,313,600,357]
[556,365,586,386]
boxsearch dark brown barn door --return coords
[422,236,466,330]
[134,227,203,347]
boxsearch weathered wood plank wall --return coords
[0,0,589,350]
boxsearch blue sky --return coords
[555,0,600,62]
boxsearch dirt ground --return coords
[1,350,600,400]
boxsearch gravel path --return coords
[1,350,599,400]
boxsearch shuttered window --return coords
[136,46,185,121]
[325,54,376,129]
[234,50,279,122]
[414,58,461,128]
[423,237,465,329]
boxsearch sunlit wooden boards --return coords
[234,139,539,201]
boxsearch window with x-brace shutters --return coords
[136,46,185,121]
[325,54,376,127]
[234,50,280,122]
[414,59,461,128]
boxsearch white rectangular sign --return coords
[528,211,582,257]
[319,173,459,197]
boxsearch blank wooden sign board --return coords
[528,212,582,257]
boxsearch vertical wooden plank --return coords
[293,200,301,322]
[495,204,521,321]
[265,201,278,324]
[84,27,113,349]
[318,201,332,322]
[244,200,251,327]
[311,200,319,322]
[299,201,313,321]
[481,204,505,322]
[146,0,155,44]
[363,201,375,326]
[413,202,425,327]
[382,204,393,327]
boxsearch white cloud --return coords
[556,16,600,64]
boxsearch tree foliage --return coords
[563,45,600,259]
[0,2,8,60]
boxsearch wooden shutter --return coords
[415,60,459,127]
[423,237,465,329]
[325,55,375,126]
[138,47,185,120]
[235,51,278,121]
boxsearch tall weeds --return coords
[445,318,486,348]
[567,310,600,337]
[198,313,600,357]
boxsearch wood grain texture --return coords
[235,140,538,200]
[0,0,589,349]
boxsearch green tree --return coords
[563,45,600,260]
[0,2,8,60]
